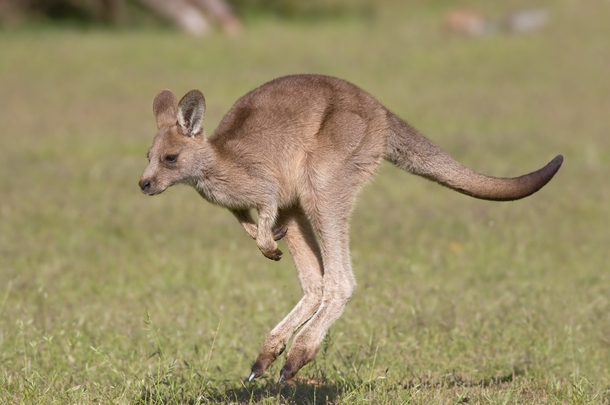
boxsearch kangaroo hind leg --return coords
[279,196,356,382]
[249,207,324,380]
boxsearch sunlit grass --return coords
[0,1,609,403]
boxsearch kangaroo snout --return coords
[139,177,168,196]
[139,178,152,194]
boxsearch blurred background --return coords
[0,0,609,403]
[0,0,556,35]
[0,0,374,32]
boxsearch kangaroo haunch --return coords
[139,74,563,383]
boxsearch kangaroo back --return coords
[384,111,563,201]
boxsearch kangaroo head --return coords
[139,89,206,196]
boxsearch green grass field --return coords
[1,1,609,403]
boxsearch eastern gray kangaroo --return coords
[138,74,563,383]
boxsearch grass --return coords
[1,1,609,403]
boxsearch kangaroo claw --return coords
[272,226,288,241]
[248,372,256,382]
[277,373,286,384]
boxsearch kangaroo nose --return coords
[139,178,151,192]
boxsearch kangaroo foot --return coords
[248,341,286,381]
[277,344,317,383]
[248,353,275,381]
[278,357,305,383]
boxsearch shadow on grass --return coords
[204,377,347,405]
[137,368,528,404]
[137,376,349,405]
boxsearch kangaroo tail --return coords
[384,111,563,201]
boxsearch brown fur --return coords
[139,74,563,382]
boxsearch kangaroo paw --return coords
[272,226,288,241]
[262,248,283,261]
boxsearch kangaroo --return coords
[139,74,563,383]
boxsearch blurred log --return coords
[137,0,241,36]
[190,0,241,34]
[139,0,210,36]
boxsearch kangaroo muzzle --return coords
[139,178,152,194]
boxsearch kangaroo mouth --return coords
[141,188,165,196]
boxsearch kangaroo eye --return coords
[164,154,178,163]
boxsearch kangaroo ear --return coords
[153,89,178,130]
[177,90,206,137]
